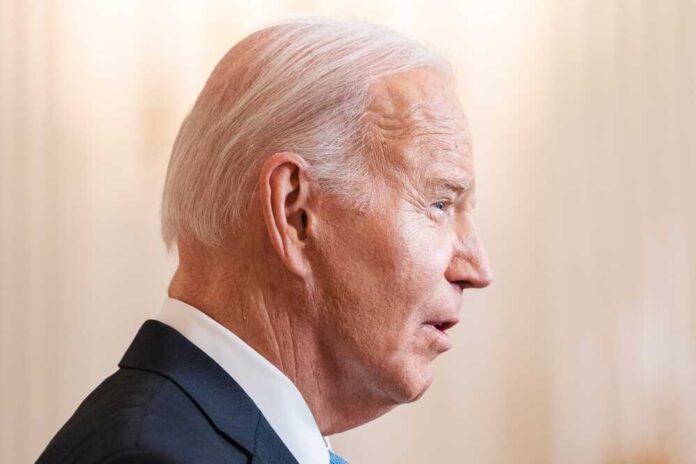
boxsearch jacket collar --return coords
[118,320,298,463]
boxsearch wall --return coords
[1,1,694,462]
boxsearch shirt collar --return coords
[157,297,330,464]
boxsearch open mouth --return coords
[426,320,458,333]
[422,319,457,351]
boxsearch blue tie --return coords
[329,449,348,464]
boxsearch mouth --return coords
[423,319,459,334]
[421,318,459,352]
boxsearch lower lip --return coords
[422,324,453,352]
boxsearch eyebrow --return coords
[426,175,473,194]
[425,174,477,208]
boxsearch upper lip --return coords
[423,316,459,332]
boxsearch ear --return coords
[259,152,314,278]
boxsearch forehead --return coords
[364,68,474,190]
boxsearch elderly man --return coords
[38,17,491,464]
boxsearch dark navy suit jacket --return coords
[37,320,300,464]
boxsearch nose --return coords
[445,222,493,290]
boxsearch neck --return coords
[167,241,383,435]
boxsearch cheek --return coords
[371,219,453,336]
[316,209,452,341]
[396,217,453,291]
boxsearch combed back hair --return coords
[160,16,453,252]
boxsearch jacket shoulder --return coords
[37,367,249,464]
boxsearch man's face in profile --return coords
[309,67,492,408]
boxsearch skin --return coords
[168,66,492,435]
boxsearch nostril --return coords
[450,280,469,292]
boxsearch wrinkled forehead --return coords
[363,68,474,190]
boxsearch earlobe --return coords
[259,152,313,278]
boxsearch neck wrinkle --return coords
[167,246,383,436]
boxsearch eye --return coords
[432,200,451,212]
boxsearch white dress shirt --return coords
[157,297,332,464]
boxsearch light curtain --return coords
[1,1,694,462]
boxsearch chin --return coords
[387,362,435,404]
[406,372,434,403]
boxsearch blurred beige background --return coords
[1,1,695,463]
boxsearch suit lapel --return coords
[251,414,303,464]
[119,320,298,463]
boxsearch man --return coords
[38,16,491,464]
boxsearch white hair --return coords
[160,16,453,252]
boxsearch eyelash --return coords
[432,200,453,213]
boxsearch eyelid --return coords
[431,199,454,213]
[430,195,475,216]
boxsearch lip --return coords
[423,318,459,332]
[421,320,458,352]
